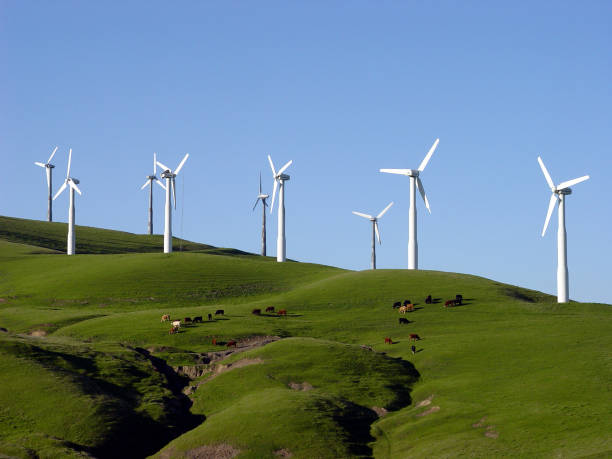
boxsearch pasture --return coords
[0,218,610,458]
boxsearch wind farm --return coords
[1,3,611,458]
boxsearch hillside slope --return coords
[0,218,610,458]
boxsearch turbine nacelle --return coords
[278,173,290,181]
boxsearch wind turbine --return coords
[34,146,59,221]
[352,201,394,270]
[140,152,166,235]
[268,155,292,262]
[53,148,82,255]
[252,172,269,256]
[156,154,189,253]
[537,156,590,303]
[380,138,439,269]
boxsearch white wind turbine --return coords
[53,148,82,255]
[252,173,269,256]
[537,156,590,303]
[34,146,59,222]
[268,155,293,262]
[380,138,439,269]
[140,152,166,235]
[156,154,189,253]
[352,201,394,270]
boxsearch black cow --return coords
[193,316,203,323]
[393,301,401,309]
[207,313,213,321]
[455,294,463,305]
[403,299,411,306]
[215,309,224,315]
[425,295,432,304]
[399,317,410,325]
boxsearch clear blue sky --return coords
[1,1,610,304]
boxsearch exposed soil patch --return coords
[288,381,313,391]
[472,416,487,428]
[28,329,48,337]
[371,406,388,418]
[416,405,440,417]
[416,394,434,408]
[274,448,293,457]
[185,444,241,459]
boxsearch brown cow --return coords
[444,300,454,307]
[169,326,179,335]
[211,338,217,345]
[227,340,237,348]
[384,337,393,344]
[409,333,421,341]
[265,306,275,313]
[161,314,170,322]
[406,304,414,312]
[278,309,287,316]
[252,309,261,315]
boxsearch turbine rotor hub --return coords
[557,188,572,195]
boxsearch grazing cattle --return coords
[384,337,393,344]
[172,320,181,329]
[169,326,179,335]
[425,295,432,304]
[184,317,193,325]
[265,306,275,313]
[455,294,463,305]
[207,313,213,321]
[215,309,224,316]
[406,304,414,312]
[211,338,217,345]
[161,314,170,322]
[403,299,411,306]
[444,300,454,307]
[193,316,203,323]
[409,333,421,341]
[227,340,237,348]
[399,317,410,325]
[411,345,416,355]
[398,305,407,314]
[393,301,401,309]
[278,309,287,316]
[252,309,261,315]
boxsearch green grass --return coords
[0,217,610,458]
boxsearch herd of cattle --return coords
[385,294,465,346]
[160,307,288,345]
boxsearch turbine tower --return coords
[268,155,293,262]
[537,156,590,303]
[156,154,189,253]
[53,148,82,255]
[140,152,166,235]
[252,173,269,256]
[352,201,394,270]
[380,138,439,269]
[34,146,59,222]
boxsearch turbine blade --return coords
[175,153,189,175]
[377,201,394,219]
[268,155,277,176]
[259,172,262,194]
[380,168,411,175]
[418,138,439,172]
[542,193,559,237]
[375,221,381,244]
[278,159,293,175]
[557,175,590,190]
[416,177,431,213]
[172,178,177,209]
[141,179,151,190]
[352,211,373,219]
[34,162,46,168]
[270,179,278,213]
[153,152,157,174]
[252,197,260,211]
[47,146,58,163]
[53,182,67,200]
[155,178,166,190]
[157,161,170,172]
[66,148,72,178]
[69,180,82,195]
[537,156,555,189]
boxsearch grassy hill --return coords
[0,217,610,458]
